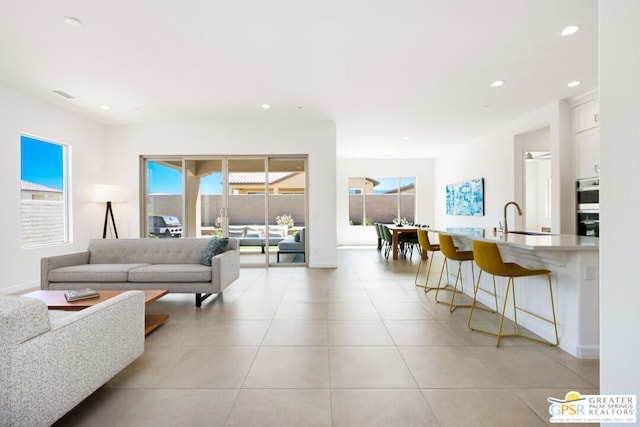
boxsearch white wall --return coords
[599,0,640,408]
[0,83,107,294]
[336,158,435,245]
[434,101,572,233]
[106,121,338,268]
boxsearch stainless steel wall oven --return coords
[576,177,599,237]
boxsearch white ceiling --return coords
[0,0,598,159]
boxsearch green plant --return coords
[276,213,294,228]
[364,217,374,226]
[214,216,223,228]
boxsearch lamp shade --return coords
[92,185,125,203]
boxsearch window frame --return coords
[20,134,70,248]
[348,176,416,226]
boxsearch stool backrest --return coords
[472,240,509,276]
[438,234,458,259]
[417,229,438,252]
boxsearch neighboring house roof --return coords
[229,172,297,185]
[21,180,62,193]
[382,183,415,194]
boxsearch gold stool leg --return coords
[435,259,472,312]
[469,273,559,347]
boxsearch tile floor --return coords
[54,247,599,427]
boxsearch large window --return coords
[20,135,68,248]
[142,156,307,267]
[348,177,415,226]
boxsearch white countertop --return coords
[430,227,599,251]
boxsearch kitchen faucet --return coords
[503,201,522,234]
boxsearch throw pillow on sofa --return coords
[200,237,229,266]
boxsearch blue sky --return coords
[373,177,415,193]
[20,135,63,190]
[148,162,222,194]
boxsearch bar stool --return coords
[469,240,559,347]
[414,229,444,292]
[434,234,476,312]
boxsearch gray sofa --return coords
[0,291,145,427]
[277,228,306,262]
[41,238,240,307]
[229,225,288,252]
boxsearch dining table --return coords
[386,224,419,260]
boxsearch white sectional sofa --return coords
[41,238,240,307]
[0,291,145,426]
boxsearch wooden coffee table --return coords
[23,289,169,335]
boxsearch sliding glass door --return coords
[142,155,307,267]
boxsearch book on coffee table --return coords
[65,288,100,302]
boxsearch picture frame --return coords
[445,178,484,216]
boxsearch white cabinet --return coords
[572,98,599,179]
[575,128,599,178]
[574,100,599,132]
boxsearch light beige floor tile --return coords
[262,320,328,346]
[373,302,434,320]
[471,347,596,389]
[331,389,439,427]
[538,346,600,386]
[329,347,417,388]
[208,302,280,320]
[107,345,190,388]
[327,320,394,346]
[384,320,465,346]
[399,346,508,388]
[368,289,417,303]
[244,346,330,388]
[54,388,146,427]
[422,389,547,427]
[281,288,327,302]
[274,302,327,320]
[226,389,331,427]
[326,289,371,302]
[514,388,600,427]
[143,319,199,346]
[155,346,258,388]
[326,302,380,320]
[116,389,239,427]
[195,320,270,345]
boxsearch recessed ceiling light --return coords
[560,25,581,36]
[100,105,111,110]
[63,16,83,27]
[261,104,271,109]
[402,136,410,141]
[490,80,505,87]
[567,81,581,88]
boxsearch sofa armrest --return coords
[40,251,90,289]
[210,247,240,293]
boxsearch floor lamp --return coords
[92,185,124,239]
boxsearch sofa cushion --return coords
[200,237,229,266]
[88,239,211,264]
[128,264,212,282]
[278,240,304,251]
[228,225,246,238]
[48,263,150,283]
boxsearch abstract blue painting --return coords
[446,178,484,216]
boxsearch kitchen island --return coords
[430,227,599,359]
